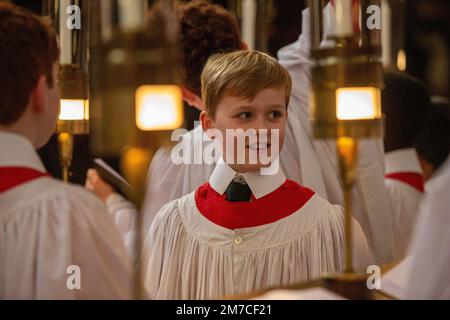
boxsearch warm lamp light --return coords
[135,85,183,131]
[56,98,90,182]
[309,1,387,297]
[59,99,90,121]
[336,87,381,120]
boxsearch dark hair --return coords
[0,2,59,125]
[415,100,450,171]
[176,0,242,97]
[381,72,431,152]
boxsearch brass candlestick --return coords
[309,0,383,298]
[43,1,90,182]
[89,0,183,299]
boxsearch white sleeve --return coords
[141,147,186,232]
[352,139,397,264]
[405,158,450,299]
[384,180,422,260]
[105,193,137,258]
[277,6,331,200]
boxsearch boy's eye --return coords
[237,112,252,119]
[269,111,283,119]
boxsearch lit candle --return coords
[59,0,72,65]
[118,0,145,32]
[336,87,381,120]
[241,0,257,49]
[333,0,354,37]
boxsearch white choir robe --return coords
[140,4,397,264]
[405,156,450,299]
[0,132,132,299]
[384,149,424,259]
[141,162,373,300]
[106,193,137,258]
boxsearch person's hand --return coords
[85,169,115,204]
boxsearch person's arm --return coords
[352,140,397,264]
[85,169,137,257]
[141,146,185,232]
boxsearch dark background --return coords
[11,0,450,184]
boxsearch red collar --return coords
[385,172,424,193]
[0,167,49,194]
[195,180,315,230]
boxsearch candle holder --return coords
[309,0,383,298]
[43,0,90,183]
[89,0,183,299]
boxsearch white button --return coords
[234,236,243,245]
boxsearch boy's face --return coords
[37,62,60,148]
[202,87,287,173]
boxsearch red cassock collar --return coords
[385,172,424,193]
[195,180,315,230]
[0,167,49,194]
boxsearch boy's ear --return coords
[241,41,249,50]
[200,110,214,134]
[180,86,204,111]
[418,155,434,182]
[30,75,48,114]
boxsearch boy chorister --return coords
[141,51,373,300]
[0,3,131,299]
[89,3,397,264]
[381,72,431,259]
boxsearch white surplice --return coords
[0,132,132,299]
[141,162,373,300]
[384,149,424,259]
[141,121,309,233]
[405,156,450,299]
[105,193,137,258]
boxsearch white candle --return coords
[101,0,113,42]
[241,0,257,50]
[118,0,145,32]
[59,0,72,65]
[333,0,354,37]
[381,0,392,68]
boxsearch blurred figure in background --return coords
[0,3,131,299]
[415,98,450,182]
[381,72,431,259]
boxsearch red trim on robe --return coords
[385,172,424,193]
[0,167,49,193]
[195,180,315,230]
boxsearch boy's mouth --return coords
[247,142,271,151]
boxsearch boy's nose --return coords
[252,116,270,131]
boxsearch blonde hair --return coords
[201,50,292,118]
